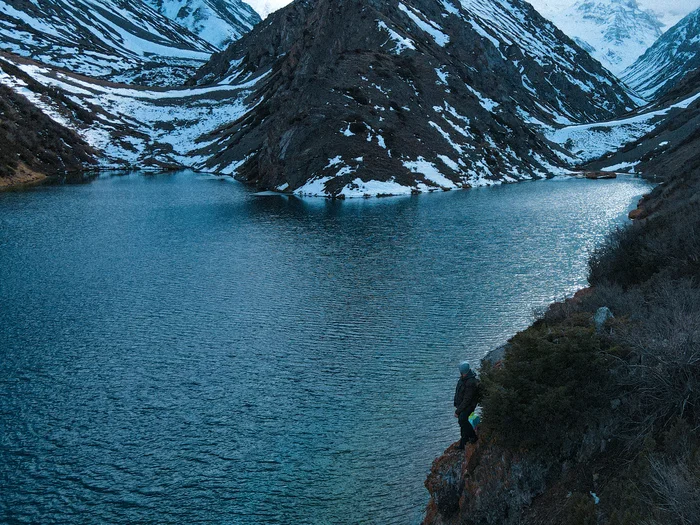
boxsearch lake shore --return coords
[423,166,700,524]
[0,164,48,190]
[0,172,651,524]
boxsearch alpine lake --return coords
[0,171,652,524]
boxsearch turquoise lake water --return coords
[0,172,651,524]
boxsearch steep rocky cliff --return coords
[424,442,549,524]
[190,0,636,196]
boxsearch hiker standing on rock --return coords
[454,361,479,449]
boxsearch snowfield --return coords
[0,56,264,171]
[548,90,700,163]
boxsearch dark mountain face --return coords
[191,0,636,197]
[0,0,217,85]
[622,7,700,100]
[0,84,96,185]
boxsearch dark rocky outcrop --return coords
[424,442,548,525]
[190,0,636,196]
[0,84,96,188]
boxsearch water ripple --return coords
[0,172,651,524]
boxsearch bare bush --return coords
[615,279,700,443]
[533,295,582,324]
[644,456,700,525]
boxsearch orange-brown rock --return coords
[424,438,547,525]
[628,207,647,220]
[573,287,594,301]
[585,171,617,179]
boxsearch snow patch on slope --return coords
[398,3,450,46]
[377,20,416,53]
[0,57,265,171]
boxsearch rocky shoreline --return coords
[423,159,700,524]
[0,163,47,190]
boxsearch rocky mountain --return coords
[0,83,96,187]
[142,0,260,49]
[536,0,663,75]
[622,7,700,100]
[0,0,217,85]
[188,0,636,197]
[583,66,700,178]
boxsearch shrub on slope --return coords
[475,166,700,524]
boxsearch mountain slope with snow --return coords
[0,82,96,186]
[0,0,217,85]
[143,0,260,49]
[0,0,641,197]
[535,0,663,75]
[622,7,700,100]
[572,66,700,176]
[544,48,700,179]
[0,52,265,172]
[189,0,636,197]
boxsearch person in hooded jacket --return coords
[454,361,479,449]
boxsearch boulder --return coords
[592,307,614,332]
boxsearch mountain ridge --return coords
[188,0,636,197]
[0,0,218,85]
[622,7,700,100]
[143,0,260,49]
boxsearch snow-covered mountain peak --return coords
[0,0,217,85]
[622,7,700,99]
[142,0,261,49]
[538,0,663,74]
